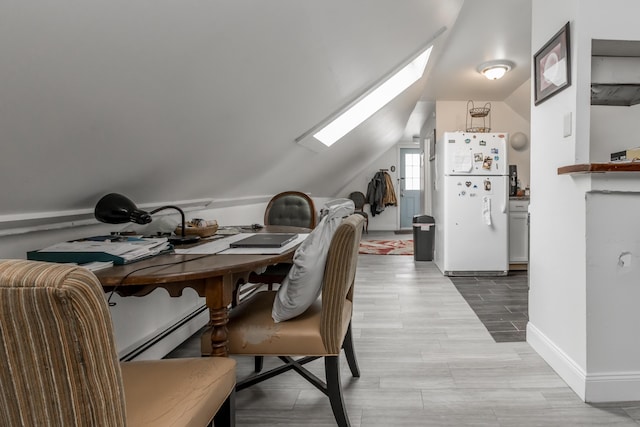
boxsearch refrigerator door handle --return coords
[502,178,508,213]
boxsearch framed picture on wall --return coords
[534,21,571,105]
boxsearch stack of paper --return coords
[27,237,172,265]
[78,261,114,272]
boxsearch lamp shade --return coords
[510,132,529,151]
[94,193,152,225]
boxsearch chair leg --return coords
[325,356,351,427]
[213,389,236,427]
[254,356,264,373]
[342,323,360,378]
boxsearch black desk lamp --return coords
[94,193,200,245]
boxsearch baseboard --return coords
[394,229,412,235]
[527,322,640,402]
[526,322,587,400]
[584,371,640,402]
[119,305,209,361]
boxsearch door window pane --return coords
[404,153,420,190]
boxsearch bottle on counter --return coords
[516,179,524,197]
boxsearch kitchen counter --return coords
[557,162,640,174]
[509,196,530,201]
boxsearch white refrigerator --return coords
[433,131,509,276]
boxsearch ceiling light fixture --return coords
[477,60,515,80]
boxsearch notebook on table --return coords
[229,233,298,248]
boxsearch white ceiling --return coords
[425,0,531,101]
[405,0,532,137]
[0,0,532,219]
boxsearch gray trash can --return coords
[412,215,435,261]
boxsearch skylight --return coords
[314,46,432,147]
[297,45,433,151]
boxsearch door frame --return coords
[396,140,424,230]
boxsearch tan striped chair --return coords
[0,259,236,427]
[225,214,365,427]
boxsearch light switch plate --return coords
[563,112,572,137]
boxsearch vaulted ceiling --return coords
[0,0,531,219]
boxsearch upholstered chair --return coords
[238,191,318,304]
[264,191,317,229]
[0,259,236,427]
[226,214,365,427]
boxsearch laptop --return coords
[230,233,298,248]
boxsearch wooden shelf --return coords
[558,162,640,175]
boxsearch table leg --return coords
[207,306,229,357]
[202,275,234,357]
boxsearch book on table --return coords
[229,233,298,248]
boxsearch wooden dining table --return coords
[95,226,306,357]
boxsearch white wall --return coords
[0,2,466,222]
[505,79,532,123]
[527,0,590,400]
[435,100,531,189]
[528,0,640,402]
[590,104,640,161]
[338,145,402,231]
[586,193,640,371]
[581,0,640,402]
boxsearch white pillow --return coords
[271,199,355,322]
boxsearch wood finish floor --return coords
[167,250,640,426]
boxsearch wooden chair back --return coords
[319,214,364,353]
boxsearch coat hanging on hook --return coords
[366,170,397,216]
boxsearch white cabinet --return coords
[509,199,529,263]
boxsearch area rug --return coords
[359,239,413,255]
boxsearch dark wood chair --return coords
[348,191,369,233]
